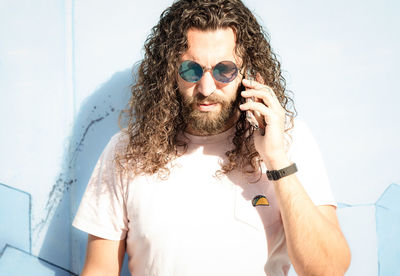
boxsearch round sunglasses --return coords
[178,60,240,83]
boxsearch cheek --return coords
[223,79,242,100]
[177,78,195,98]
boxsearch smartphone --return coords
[245,69,261,129]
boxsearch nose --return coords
[196,70,217,97]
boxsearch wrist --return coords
[266,163,297,181]
[261,151,290,171]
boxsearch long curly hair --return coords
[118,0,296,178]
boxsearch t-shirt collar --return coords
[183,126,236,144]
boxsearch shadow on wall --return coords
[36,66,136,275]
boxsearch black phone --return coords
[245,69,260,129]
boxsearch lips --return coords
[197,102,218,111]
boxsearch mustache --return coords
[185,93,227,105]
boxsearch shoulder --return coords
[287,118,311,138]
[103,131,130,157]
[286,118,337,206]
[285,118,326,164]
[286,118,315,149]
[94,131,131,173]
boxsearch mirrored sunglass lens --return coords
[213,61,238,83]
[179,61,203,82]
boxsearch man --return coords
[73,0,351,275]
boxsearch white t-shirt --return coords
[73,119,336,276]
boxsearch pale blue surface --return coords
[0,246,73,276]
[336,205,378,276]
[376,184,400,276]
[0,0,399,275]
[0,183,31,254]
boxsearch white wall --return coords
[0,0,399,275]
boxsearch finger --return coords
[240,102,282,131]
[241,89,280,111]
[239,100,275,120]
[242,78,273,91]
[242,80,278,101]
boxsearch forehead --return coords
[182,28,238,64]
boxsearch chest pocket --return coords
[234,174,281,231]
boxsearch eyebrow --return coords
[180,58,238,67]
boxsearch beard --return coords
[181,91,240,136]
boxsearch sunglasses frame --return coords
[178,60,242,84]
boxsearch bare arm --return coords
[240,79,351,275]
[268,164,351,276]
[81,234,126,276]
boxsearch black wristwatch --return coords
[266,163,298,181]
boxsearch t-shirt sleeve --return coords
[287,120,337,207]
[72,133,129,240]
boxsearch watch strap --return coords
[266,163,297,181]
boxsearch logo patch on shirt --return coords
[252,195,270,207]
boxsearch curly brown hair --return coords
[118,0,296,178]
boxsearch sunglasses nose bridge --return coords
[199,65,217,82]
[197,66,217,96]
[201,66,213,78]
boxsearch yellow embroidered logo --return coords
[252,195,270,207]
